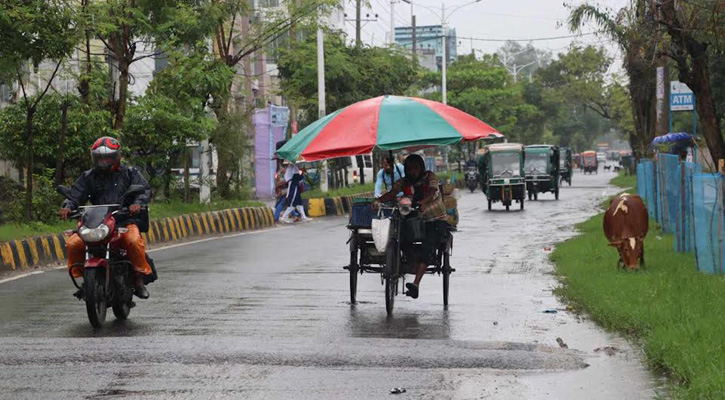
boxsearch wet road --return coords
[0,170,664,399]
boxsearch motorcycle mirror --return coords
[56,186,73,200]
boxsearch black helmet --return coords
[90,136,121,171]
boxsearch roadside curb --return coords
[0,206,275,273]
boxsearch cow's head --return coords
[610,237,644,270]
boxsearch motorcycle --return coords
[57,185,157,329]
[465,167,478,193]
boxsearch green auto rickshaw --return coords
[524,145,560,201]
[559,146,572,186]
[478,143,526,211]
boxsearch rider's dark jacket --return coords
[62,165,152,231]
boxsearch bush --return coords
[6,172,63,224]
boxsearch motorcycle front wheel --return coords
[84,268,107,329]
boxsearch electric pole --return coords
[317,19,328,193]
[355,0,362,47]
[412,15,416,61]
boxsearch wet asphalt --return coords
[0,170,666,399]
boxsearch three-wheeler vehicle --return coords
[581,150,598,174]
[559,147,573,186]
[478,143,526,211]
[524,145,560,201]
[275,95,501,315]
[346,197,455,315]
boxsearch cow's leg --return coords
[639,246,645,269]
[617,256,624,270]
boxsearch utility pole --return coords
[412,15,417,61]
[390,0,396,45]
[317,20,328,193]
[441,3,447,105]
[355,0,362,47]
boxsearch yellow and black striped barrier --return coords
[303,192,374,218]
[0,206,275,273]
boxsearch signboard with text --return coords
[670,81,694,111]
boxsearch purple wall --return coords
[254,105,289,199]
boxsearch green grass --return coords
[0,199,264,242]
[302,183,375,200]
[550,174,725,399]
[0,221,75,242]
[149,199,264,220]
[610,170,637,190]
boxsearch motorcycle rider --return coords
[60,137,154,299]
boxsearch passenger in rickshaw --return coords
[373,154,448,299]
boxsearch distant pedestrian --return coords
[280,163,311,223]
[273,167,288,222]
[374,156,405,197]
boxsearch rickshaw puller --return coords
[373,154,448,299]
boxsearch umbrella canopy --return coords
[277,95,500,162]
[650,132,695,153]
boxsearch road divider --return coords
[303,192,374,218]
[0,206,275,273]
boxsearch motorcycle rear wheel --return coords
[84,268,107,329]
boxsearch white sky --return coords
[340,0,630,73]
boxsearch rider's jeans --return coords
[66,224,152,278]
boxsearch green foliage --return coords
[124,93,214,194]
[0,94,113,179]
[5,172,63,224]
[278,32,418,125]
[0,0,77,78]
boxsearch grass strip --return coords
[550,172,725,399]
[0,199,264,242]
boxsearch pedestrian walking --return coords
[280,163,311,223]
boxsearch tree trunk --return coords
[164,163,172,200]
[114,58,129,130]
[24,107,37,222]
[55,101,70,186]
[79,0,91,104]
[660,1,725,164]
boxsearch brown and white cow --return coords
[603,193,649,270]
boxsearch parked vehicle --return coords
[56,185,157,329]
[559,147,573,186]
[344,154,374,185]
[478,143,526,211]
[524,145,560,200]
[582,150,598,174]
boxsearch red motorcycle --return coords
[57,185,156,328]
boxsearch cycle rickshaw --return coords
[276,95,500,315]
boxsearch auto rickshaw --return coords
[581,150,598,174]
[524,145,560,200]
[559,147,572,186]
[478,143,526,211]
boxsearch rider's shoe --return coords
[134,277,149,299]
[405,283,419,299]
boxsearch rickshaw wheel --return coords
[385,239,399,315]
[555,188,560,200]
[520,196,525,210]
[487,199,492,211]
[505,204,510,211]
[534,191,538,201]
[349,236,359,304]
[385,278,396,315]
[442,252,450,307]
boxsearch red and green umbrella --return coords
[276,95,501,162]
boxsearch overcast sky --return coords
[340,0,630,73]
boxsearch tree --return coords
[89,0,211,130]
[0,0,78,221]
[569,1,659,158]
[658,0,725,163]
[496,41,551,82]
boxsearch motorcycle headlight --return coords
[79,224,111,243]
